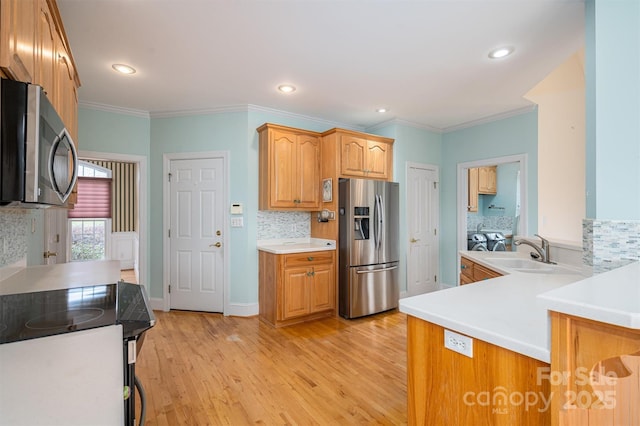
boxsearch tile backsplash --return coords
[0,210,28,267]
[257,211,311,240]
[467,214,515,233]
[583,219,640,273]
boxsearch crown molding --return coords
[442,105,537,133]
[246,104,363,131]
[78,101,150,118]
[366,118,444,134]
[150,105,249,118]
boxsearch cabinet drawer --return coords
[284,251,334,267]
[473,264,501,281]
[460,257,474,279]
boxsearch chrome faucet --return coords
[476,223,483,232]
[514,234,552,263]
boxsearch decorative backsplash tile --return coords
[583,219,640,273]
[257,211,311,240]
[0,210,28,267]
[467,214,515,233]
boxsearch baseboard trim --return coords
[225,302,259,317]
[148,298,259,316]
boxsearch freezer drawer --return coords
[340,262,399,319]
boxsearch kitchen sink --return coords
[487,257,581,275]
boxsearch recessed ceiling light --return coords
[277,84,296,94]
[488,47,514,59]
[376,108,389,113]
[112,63,136,74]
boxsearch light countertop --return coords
[538,261,640,329]
[400,251,585,363]
[257,238,336,254]
[0,260,121,295]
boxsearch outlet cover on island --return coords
[444,329,473,358]
[231,217,244,227]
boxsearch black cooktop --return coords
[0,282,155,344]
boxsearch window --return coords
[69,161,113,262]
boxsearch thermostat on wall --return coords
[230,203,243,215]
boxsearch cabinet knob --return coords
[307,256,314,261]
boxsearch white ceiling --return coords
[57,0,585,132]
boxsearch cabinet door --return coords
[468,168,478,212]
[281,267,310,320]
[35,0,56,97]
[310,263,335,313]
[340,135,367,177]
[365,140,391,180]
[0,0,37,82]
[270,130,298,208]
[295,134,321,208]
[478,166,497,194]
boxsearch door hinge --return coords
[168,173,172,182]
[168,285,171,294]
[435,275,438,282]
[168,229,171,238]
[434,228,437,236]
[433,181,438,189]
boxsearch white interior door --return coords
[169,158,225,312]
[406,163,439,296]
[44,209,68,265]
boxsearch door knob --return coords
[410,238,420,243]
[43,251,57,259]
[209,242,222,248]
[216,230,221,236]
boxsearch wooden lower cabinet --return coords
[407,316,551,425]
[460,255,502,285]
[259,250,336,327]
[550,312,640,426]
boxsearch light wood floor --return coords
[135,310,408,425]
[121,269,137,284]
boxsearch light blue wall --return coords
[586,0,640,220]
[440,111,538,285]
[367,124,442,292]
[481,162,520,218]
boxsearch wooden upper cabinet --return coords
[1,0,80,138]
[333,130,394,180]
[0,0,37,82]
[35,0,56,97]
[478,166,497,194]
[258,124,322,211]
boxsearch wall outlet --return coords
[444,329,473,358]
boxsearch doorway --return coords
[77,150,148,290]
[163,152,228,313]
[406,162,439,295]
[456,154,529,275]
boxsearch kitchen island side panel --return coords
[407,316,551,426]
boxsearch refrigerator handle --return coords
[376,194,384,250]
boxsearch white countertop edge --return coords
[257,238,336,254]
[399,302,550,363]
[537,261,640,329]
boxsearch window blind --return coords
[68,177,112,218]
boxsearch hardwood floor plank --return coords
[135,310,407,425]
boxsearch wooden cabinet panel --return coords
[478,166,497,194]
[0,0,37,82]
[258,124,321,211]
[336,131,393,180]
[408,316,551,425]
[259,250,336,327]
[459,256,502,285]
[550,312,640,426]
[35,0,56,97]
[282,267,310,319]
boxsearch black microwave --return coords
[0,78,78,207]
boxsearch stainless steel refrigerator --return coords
[339,178,399,319]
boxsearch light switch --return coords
[230,203,243,214]
[231,217,244,227]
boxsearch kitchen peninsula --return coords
[400,252,640,425]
